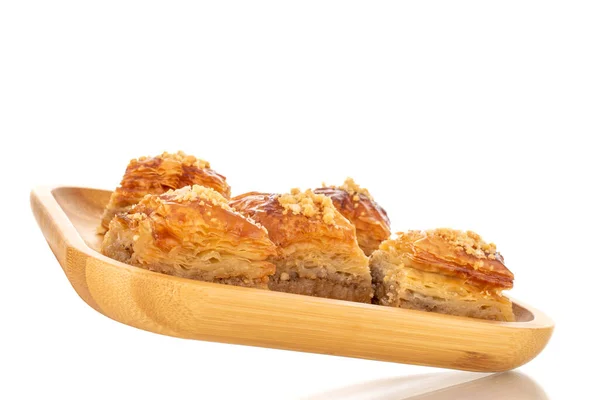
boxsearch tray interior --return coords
[52,186,534,323]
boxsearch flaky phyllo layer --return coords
[230,189,373,302]
[101,185,276,288]
[370,229,515,321]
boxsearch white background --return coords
[1,1,599,399]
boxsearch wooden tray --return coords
[30,186,554,372]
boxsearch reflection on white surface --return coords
[305,371,548,400]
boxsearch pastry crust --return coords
[315,178,391,256]
[230,189,373,302]
[99,151,231,233]
[101,185,276,288]
[370,229,514,321]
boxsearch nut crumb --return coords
[323,177,373,200]
[429,228,497,259]
[277,188,337,225]
[164,185,229,208]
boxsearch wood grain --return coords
[30,186,554,372]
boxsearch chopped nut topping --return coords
[135,150,210,169]
[130,213,144,221]
[277,188,337,225]
[324,177,373,200]
[428,228,497,259]
[164,184,229,208]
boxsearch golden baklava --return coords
[370,228,514,321]
[101,185,276,289]
[230,189,373,303]
[98,151,231,233]
[315,178,391,256]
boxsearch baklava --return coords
[98,151,231,233]
[315,178,391,256]
[230,189,373,302]
[370,228,514,321]
[101,185,276,288]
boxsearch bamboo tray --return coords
[30,186,554,372]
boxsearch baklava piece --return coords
[230,189,373,303]
[98,151,231,233]
[315,178,391,256]
[101,185,276,289]
[370,229,515,321]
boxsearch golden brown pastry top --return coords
[104,185,276,277]
[229,189,359,248]
[314,178,391,248]
[99,151,231,232]
[127,185,270,243]
[117,150,230,199]
[379,228,514,290]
